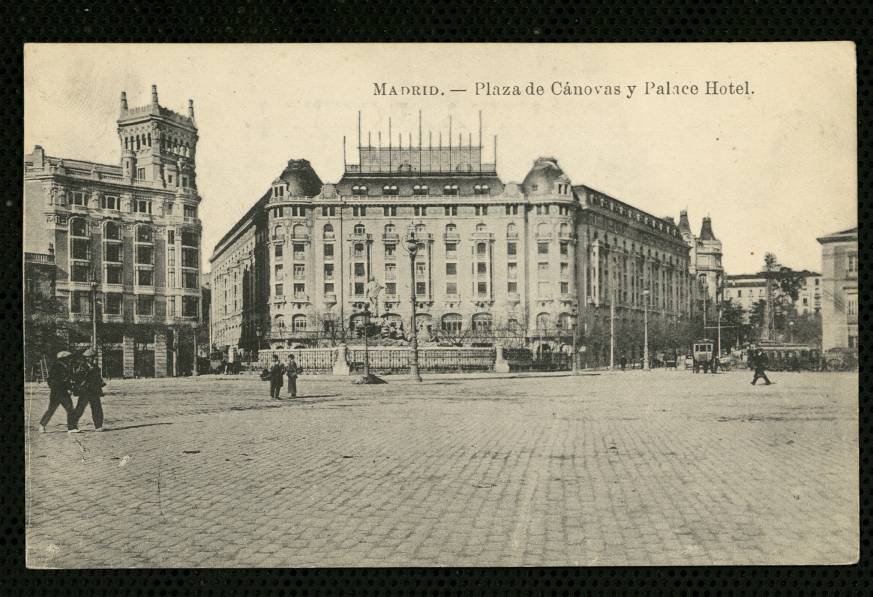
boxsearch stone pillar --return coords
[154,330,168,378]
[494,344,511,373]
[333,343,351,375]
[122,334,135,378]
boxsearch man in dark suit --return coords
[71,348,106,431]
[39,351,78,433]
[268,354,285,399]
[751,349,773,385]
[286,354,301,398]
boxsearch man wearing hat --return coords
[71,348,106,431]
[38,351,78,433]
[268,353,285,399]
[286,353,301,398]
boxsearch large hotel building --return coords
[210,117,720,363]
[24,87,203,378]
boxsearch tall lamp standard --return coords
[90,280,99,352]
[642,288,651,371]
[571,309,578,374]
[404,228,423,382]
[361,303,371,380]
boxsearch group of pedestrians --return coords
[265,353,302,399]
[39,349,106,433]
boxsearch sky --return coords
[24,43,856,274]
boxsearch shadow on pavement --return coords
[102,422,174,432]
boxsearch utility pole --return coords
[609,285,615,370]
[405,228,422,382]
[90,281,98,351]
[643,288,650,371]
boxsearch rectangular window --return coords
[293,284,306,298]
[101,195,119,210]
[71,238,90,260]
[414,206,427,216]
[352,206,367,217]
[384,244,395,258]
[184,206,196,219]
[848,252,858,273]
[445,242,457,257]
[293,244,305,260]
[104,293,122,315]
[477,262,487,274]
[385,263,396,279]
[415,262,427,277]
[167,298,176,316]
[507,263,518,280]
[323,243,334,259]
[324,282,334,294]
[136,295,154,315]
[477,243,487,256]
[446,263,457,276]
[383,206,397,217]
[507,281,518,293]
[538,242,549,255]
[446,282,457,295]
[324,264,334,280]
[180,175,189,188]
[182,296,198,317]
[538,281,550,296]
[385,282,396,295]
[182,248,198,268]
[136,246,153,264]
[274,264,283,279]
[505,205,519,215]
[507,242,517,256]
[275,244,283,258]
[560,282,570,295]
[477,282,488,296]
[322,206,336,217]
[294,264,305,279]
[538,262,550,276]
[136,268,153,286]
[474,206,488,216]
[105,264,122,285]
[275,283,284,296]
[560,242,569,256]
[183,271,198,289]
[70,291,90,314]
[354,282,365,296]
[70,191,86,206]
[560,263,569,279]
[167,267,175,288]
[354,263,366,277]
[416,281,427,296]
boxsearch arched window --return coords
[475,223,487,232]
[351,185,368,196]
[292,224,307,239]
[559,223,570,237]
[272,225,284,240]
[382,185,399,195]
[537,222,550,237]
[445,223,457,236]
[273,314,285,329]
[104,221,120,241]
[292,315,307,332]
[384,223,396,234]
[412,184,429,196]
[323,223,334,239]
[443,184,459,196]
[472,313,493,332]
[507,223,517,237]
[441,313,463,335]
[415,224,426,234]
[354,224,366,235]
[536,313,551,331]
[556,313,572,330]
[473,184,490,195]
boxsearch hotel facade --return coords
[211,120,714,363]
[23,86,204,378]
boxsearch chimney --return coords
[151,84,159,105]
[188,98,195,119]
[663,216,675,225]
[120,91,128,111]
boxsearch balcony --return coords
[323,293,337,305]
[443,231,460,242]
[382,232,399,243]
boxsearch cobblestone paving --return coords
[25,370,858,567]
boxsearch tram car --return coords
[755,343,822,371]
[691,339,715,372]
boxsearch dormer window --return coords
[412,185,429,196]
[473,185,490,195]
[443,185,459,196]
[273,185,285,198]
[382,185,399,196]
[351,185,368,196]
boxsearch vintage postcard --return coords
[24,43,857,567]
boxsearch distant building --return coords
[23,86,204,377]
[723,270,822,321]
[678,211,724,324]
[817,227,858,351]
[210,119,698,365]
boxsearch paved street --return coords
[25,370,857,567]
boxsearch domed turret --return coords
[276,159,323,197]
[522,156,570,196]
[699,216,718,241]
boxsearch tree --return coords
[719,299,748,348]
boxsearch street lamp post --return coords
[90,281,98,352]
[405,229,422,382]
[362,303,371,380]
[643,288,650,371]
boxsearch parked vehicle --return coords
[756,343,823,371]
[823,347,857,371]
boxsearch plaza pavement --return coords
[24,369,858,567]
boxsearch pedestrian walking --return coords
[620,355,626,371]
[751,349,773,386]
[71,348,106,431]
[38,351,79,433]
[286,354,301,398]
[268,354,285,399]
